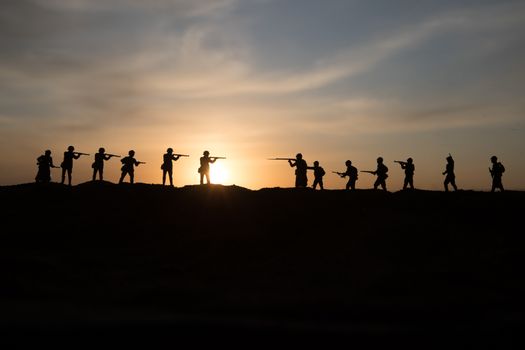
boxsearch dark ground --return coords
[0,182,524,346]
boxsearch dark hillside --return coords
[1,182,524,345]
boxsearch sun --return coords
[211,162,229,184]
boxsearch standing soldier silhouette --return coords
[308,161,326,190]
[395,158,415,190]
[443,154,458,192]
[92,148,117,181]
[119,150,144,184]
[288,153,308,188]
[373,157,388,191]
[489,156,505,192]
[61,146,87,186]
[162,148,181,186]
[35,150,59,183]
[339,160,358,190]
[199,151,216,185]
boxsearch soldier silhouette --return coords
[288,153,308,188]
[162,148,181,186]
[489,156,505,192]
[61,146,87,186]
[443,154,458,192]
[35,150,59,183]
[373,157,388,191]
[340,160,358,190]
[92,148,116,181]
[199,151,216,185]
[396,158,415,190]
[119,150,143,184]
[308,161,326,190]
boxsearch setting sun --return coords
[210,162,229,184]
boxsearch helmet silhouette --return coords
[377,157,383,163]
[167,148,173,153]
[203,150,210,156]
[99,147,105,153]
[68,146,75,152]
[345,160,352,166]
[296,153,303,159]
[129,150,135,156]
[407,157,413,163]
[491,156,498,162]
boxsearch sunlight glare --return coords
[211,162,229,184]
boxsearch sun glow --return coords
[210,161,229,184]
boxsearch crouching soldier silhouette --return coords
[119,150,144,184]
[162,148,181,186]
[340,160,358,190]
[443,154,457,192]
[373,157,389,191]
[92,148,118,181]
[61,145,88,186]
[289,153,308,188]
[308,161,326,190]
[489,156,505,192]
[35,150,59,183]
[395,158,415,190]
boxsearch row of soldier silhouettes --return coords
[35,147,506,192]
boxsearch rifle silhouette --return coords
[137,161,146,165]
[394,160,406,165]
[268,158,295,161]
[174,154,190,157]
[74,152,90,156]
[210,156,226,160]
[360,170,376,174]
[106,154,121,158]
[332,171,345,176]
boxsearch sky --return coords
[1,0,524,190]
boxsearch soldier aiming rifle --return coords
[92,148,120,181]
[361,157,388,191]
[61,145,89,186]
[335,160,358,190]
[162,148,189,186]
[394,158,415,190]
[119,150,145,184]
[199,151,225,185]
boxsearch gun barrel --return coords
[106,154,121,158]
[174,154,190,157]
[211,156,226,159]
[268,158,295,161]
[360,170,375,174]
[76,152,90,156]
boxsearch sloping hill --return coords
[1,182,524,344]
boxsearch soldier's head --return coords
[345,160,352,166]
[446,155,453,163]
[203,150,210,157]
[491,155,498,163]
[129,150,135,156]
[98,147,105,153]
[45,150,51,156]
[296,153,303,160]
[67,145,74,152]
[377,157,383,164]
[407,157,413,164]
[167,148,173,154]
[314,161,319,167]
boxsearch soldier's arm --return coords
[288,160,296,167]
[104,155,111,161]
[173,155,180,161]
[210,158,217,163]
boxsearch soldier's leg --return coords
[373,178,380,190]
[451,178,457,191]
[350,179,356,190]
[99,168,104,181]
[205,172,210,184]
[381,179,387,191]
[162,169,167,185]
[129,171,134,184]
[444,178,449,192]
[61,168,66,184]
[403,177,408,190]
[319,179,324,190]
[92,168,97,182]
[168,169,174,186]
[200,172,204,185]
[409,177,414,189]
[67,168,72,185]
[312,179,318,189]
[119,170,127,184]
